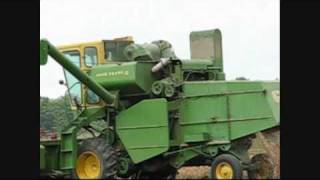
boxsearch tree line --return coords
[40,96,74,133]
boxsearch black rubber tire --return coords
[210,154,243,179]
[72,137,118,179]
[247,153,274,179]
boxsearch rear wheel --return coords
[248,153,274,179]
[210,154,243,179]
[72,138,118,179]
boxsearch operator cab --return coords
[57,37,134,110]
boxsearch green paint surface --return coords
[91,62,159,94]
[181,81,279,142]
[40,145,46,170]
[116,99,169,163]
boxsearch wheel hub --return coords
[215,162,233,179]
[76,151,101,179]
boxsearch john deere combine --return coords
[40,29,280,179]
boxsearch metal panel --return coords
[227,86,277,139]
[181,81,279,142]
[40,145,46,170]
[190,29,223,70]
[116,99,169,163]
[181,82,229,143]
[91,62,158,94]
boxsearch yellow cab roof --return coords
[57,40,103,50]
[57,37,134,50]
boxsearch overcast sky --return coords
[40,0,280,99]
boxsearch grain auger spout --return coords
[40,39,115,105]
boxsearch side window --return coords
[104,41,132,61]
[87,90,100,104]
[85,47,98,67]
[84,47,100,104]
[63,51,82,105]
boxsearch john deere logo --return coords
[271,90,280,103]
[96,70,129,77]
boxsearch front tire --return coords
[72,137,118,179]
[210,154,243,179]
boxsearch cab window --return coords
[63,51,82,105]
[84,47,100,104]
[85,47,98,67]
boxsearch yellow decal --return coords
[96,70,129,77]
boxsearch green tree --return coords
[40,95,74,133]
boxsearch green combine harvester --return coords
[40,29,280,179]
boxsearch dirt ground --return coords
[175,135,280,179]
